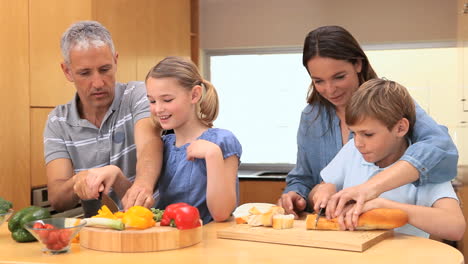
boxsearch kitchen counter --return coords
[0,221,463,264]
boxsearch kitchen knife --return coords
[81,192,103,218]
[314,207,326,229]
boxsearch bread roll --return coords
[272,214,294,229]
[233,203,275,224]
[305,208,408,230]
[261,206,285,227]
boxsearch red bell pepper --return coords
[160,203,201,230]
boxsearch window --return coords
[206,43,458,165]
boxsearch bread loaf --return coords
[305,208,408,230]
[272,214,294,229]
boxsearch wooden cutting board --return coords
[217,220,393,252]
[80,223,202,252]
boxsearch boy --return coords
[308,78,465,240]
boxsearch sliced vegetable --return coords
[83,217,124,231]
[122,206,155,229]
[91,205,118,219]
[160,203,201,230]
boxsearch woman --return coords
[277,25,458,226]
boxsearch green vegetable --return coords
[0,197,13,214]
[8,206,51,242]
[83,217,125,230]
[150,208,164,222]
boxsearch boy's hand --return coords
[186,139,220,160]
[336,198,386,230]
[326,183,378,219]
[309,183,336,218]
[277,191,306,219]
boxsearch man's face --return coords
[61,44,118,112]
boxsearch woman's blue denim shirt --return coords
[284,101,459,203]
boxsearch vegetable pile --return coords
[8,206,51,242]
[0,197,12,214]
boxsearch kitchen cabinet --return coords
[0,0,30,210]
[0,0,199,211]
[239,179,286,205]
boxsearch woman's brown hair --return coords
[303,26,378,123]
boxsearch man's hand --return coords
[327,183,380,227]
[277,191,306,219]
[121,184,155,210]
[72,165,120,200]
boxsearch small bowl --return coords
[24,218,87,254]
[0,209,13,227]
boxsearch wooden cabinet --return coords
[29,0,92,107]
[0,0,198,210]
[30,108,54,188]
[239,179,286,205]
[0,0,30,210]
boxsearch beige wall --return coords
[200,0,457,49]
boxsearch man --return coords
[44,21,162,211]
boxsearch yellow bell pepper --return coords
[122,206,155,229]
[91,205,117,219]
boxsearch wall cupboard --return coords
[0,0,198,210]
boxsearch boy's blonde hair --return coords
[145,56,219,128]
[345,78,416,137]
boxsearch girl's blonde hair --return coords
[345,78,416,138]
[145,56,219,128]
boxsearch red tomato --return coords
[58,229,71,244]
[33,222,44,229]
[43,224,55,229]
[46,230,59,246]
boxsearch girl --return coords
[277,26,458,227]
[145,56,242,224]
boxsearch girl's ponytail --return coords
[197,79,219,127]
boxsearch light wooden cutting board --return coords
[80,223,202,252]
[217,220,393,252]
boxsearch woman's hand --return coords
[309,183,336,218]
[186,139,220,160]
[277,191,307,219]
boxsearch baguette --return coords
[305,208,408,230]
[272,214,294,229]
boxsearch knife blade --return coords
[314,207,326,229]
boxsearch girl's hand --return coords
[186,139,221,161]
[309,183,336,218]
